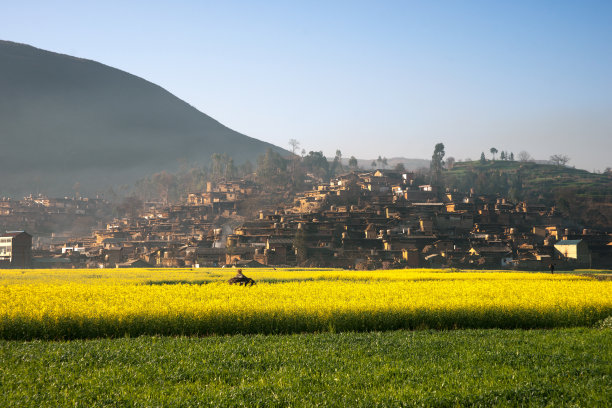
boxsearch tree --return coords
[509,152,515,161]
[394,162,406,172]
[288,139,301,184]
[329,150,342,177]
[382,157,388,169]
[302,151,329,180]
[550,154,570,167]
[490,147,498,160]
[210,153,223,180]
[429,143,445,188]
[480,152,486,164]
[500,151,506,161]
[257,148,288,186]
[371,161,377,169]
[288,139,300,156]
[377,156,383,168]
[224,157,236,179]
[240,160,254,176]
[518,151,532,162]
[348,156,358,170]
[152,171,177,204]
[445,156,456,169]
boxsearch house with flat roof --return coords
[554,239,590,265]
[0,231,32,268]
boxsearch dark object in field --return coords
[549,263,555,274]
[228,269,255,286]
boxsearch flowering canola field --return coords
[0,268,610,339]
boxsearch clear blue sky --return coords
[2,1,611,170]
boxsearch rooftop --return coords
[555,240,583,246]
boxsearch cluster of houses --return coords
[2,171,611,269]
[12,180,257,268]
[221,170,610,269]
[0,195,111,249]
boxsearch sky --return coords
[2,0,612,170]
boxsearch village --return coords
[1,169,610,270]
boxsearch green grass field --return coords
[1,328,610,407]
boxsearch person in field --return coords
[227,269,255,286]
[549,263,555,274]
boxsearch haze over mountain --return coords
[0,40,287,197]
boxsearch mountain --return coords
[0,40,288,197]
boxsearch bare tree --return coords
[550,154,570,166]
[289,139,300,156]
[518,151,532,162]
[288,139,301,184]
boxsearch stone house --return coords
[554,240,590,265]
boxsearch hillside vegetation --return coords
[448,160,611,197]
[445,160,612,227]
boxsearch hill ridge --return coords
[0,40,287,197]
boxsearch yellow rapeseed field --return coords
[0,268,610,339]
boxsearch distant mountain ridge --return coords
[341,157,430,171]
[0,40,288,197]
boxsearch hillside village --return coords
[2,169,610,270]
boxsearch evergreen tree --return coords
[429,143,445,190]
[303,151,330,179]
[256,148,288,186]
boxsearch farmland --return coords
[0,268,610,406]
[1,328,610,407]
[0,268,611,340]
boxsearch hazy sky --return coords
[2,1,611,170]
